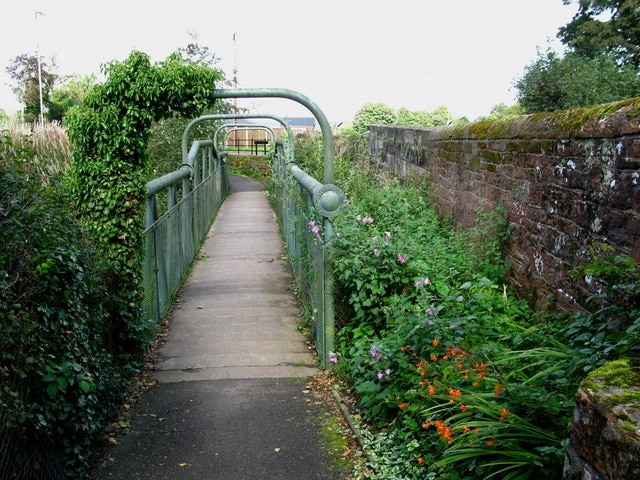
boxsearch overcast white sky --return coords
[1,0,576,123]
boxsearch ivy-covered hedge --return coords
[65,50,223,357]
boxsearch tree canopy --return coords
[514,0,640,113]
[48,74,97,122]
[352,103,457,133]
[558,0,640,67]
[5,53,58,122]
[515,49,640,112]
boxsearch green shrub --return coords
[1,132,124,476]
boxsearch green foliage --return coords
[396,105,454,127]
[480,103,526,121]
[515,0,640,113]
[352,103,397,134]
[65,50,223,357]
[352,103,461,133]
[565,254,640,373]
[49,74,97,122]
[558,0,640,67]
[515,49,640,113]
[1,132,125,476]
[297,135,637,479]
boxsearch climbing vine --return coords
[66,50,223,356]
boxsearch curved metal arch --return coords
[211,88,335,184]
[182,113,296,163]
[213,124,277,154]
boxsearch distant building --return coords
[280,117,316,136]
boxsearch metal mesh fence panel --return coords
[142,154,228,330]
[271,148,330,363]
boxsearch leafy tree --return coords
[5,53,57,123]
[481,102,526,121]
[352,102,397,134]
[396,108,433,127]
[396,106,455,127]
[178,31,222,67]
[558,0,640,67]
[147,37,228,178]
[48,74,97,122]
[429,105,454,126]
[515,1,640,113]
[515,48,640,112]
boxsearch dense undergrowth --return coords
[1,50,223,478]
[294,134,640,480]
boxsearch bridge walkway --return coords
[92,175,347,479]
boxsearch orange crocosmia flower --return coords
[499,408,509,422]
[494,384,505,397]
[422,421,432,430]
[428,385,437,395]
[486,438,497,447]
[448,387,462,399]
[431,355,438,362]
[419,379,429,387]
[460,403,468,412]
[463,425,472,433]
[472,380,480,387]
[398,402,409,409]
[432,339,440,347]
[434,420,454,443]
[417,457,425,464]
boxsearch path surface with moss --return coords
[91,175,348,479]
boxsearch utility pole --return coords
[233,33,238,148]
[35,11,45,124]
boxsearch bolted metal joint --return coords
[313,184,346,218]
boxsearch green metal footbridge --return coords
[142,88,345,367]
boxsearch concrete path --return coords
[92,175,347,479]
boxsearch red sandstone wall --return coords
[368,99,640,311]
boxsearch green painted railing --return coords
[143,88,345,366]
[210,89,346,367]
[142,139,228,326]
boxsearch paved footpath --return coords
[92,175,348,479]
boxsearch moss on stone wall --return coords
[581,357,640,437]
[437,97,640,141]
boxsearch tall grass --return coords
[1,120,72,182]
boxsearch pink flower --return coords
[328,351,339,364]
[308,220,321,240]
[397,253,407,264]
[370,347,382,361]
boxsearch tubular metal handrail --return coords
[208,88,346,367]
[143,88,345,367]
[143,139,228,326]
